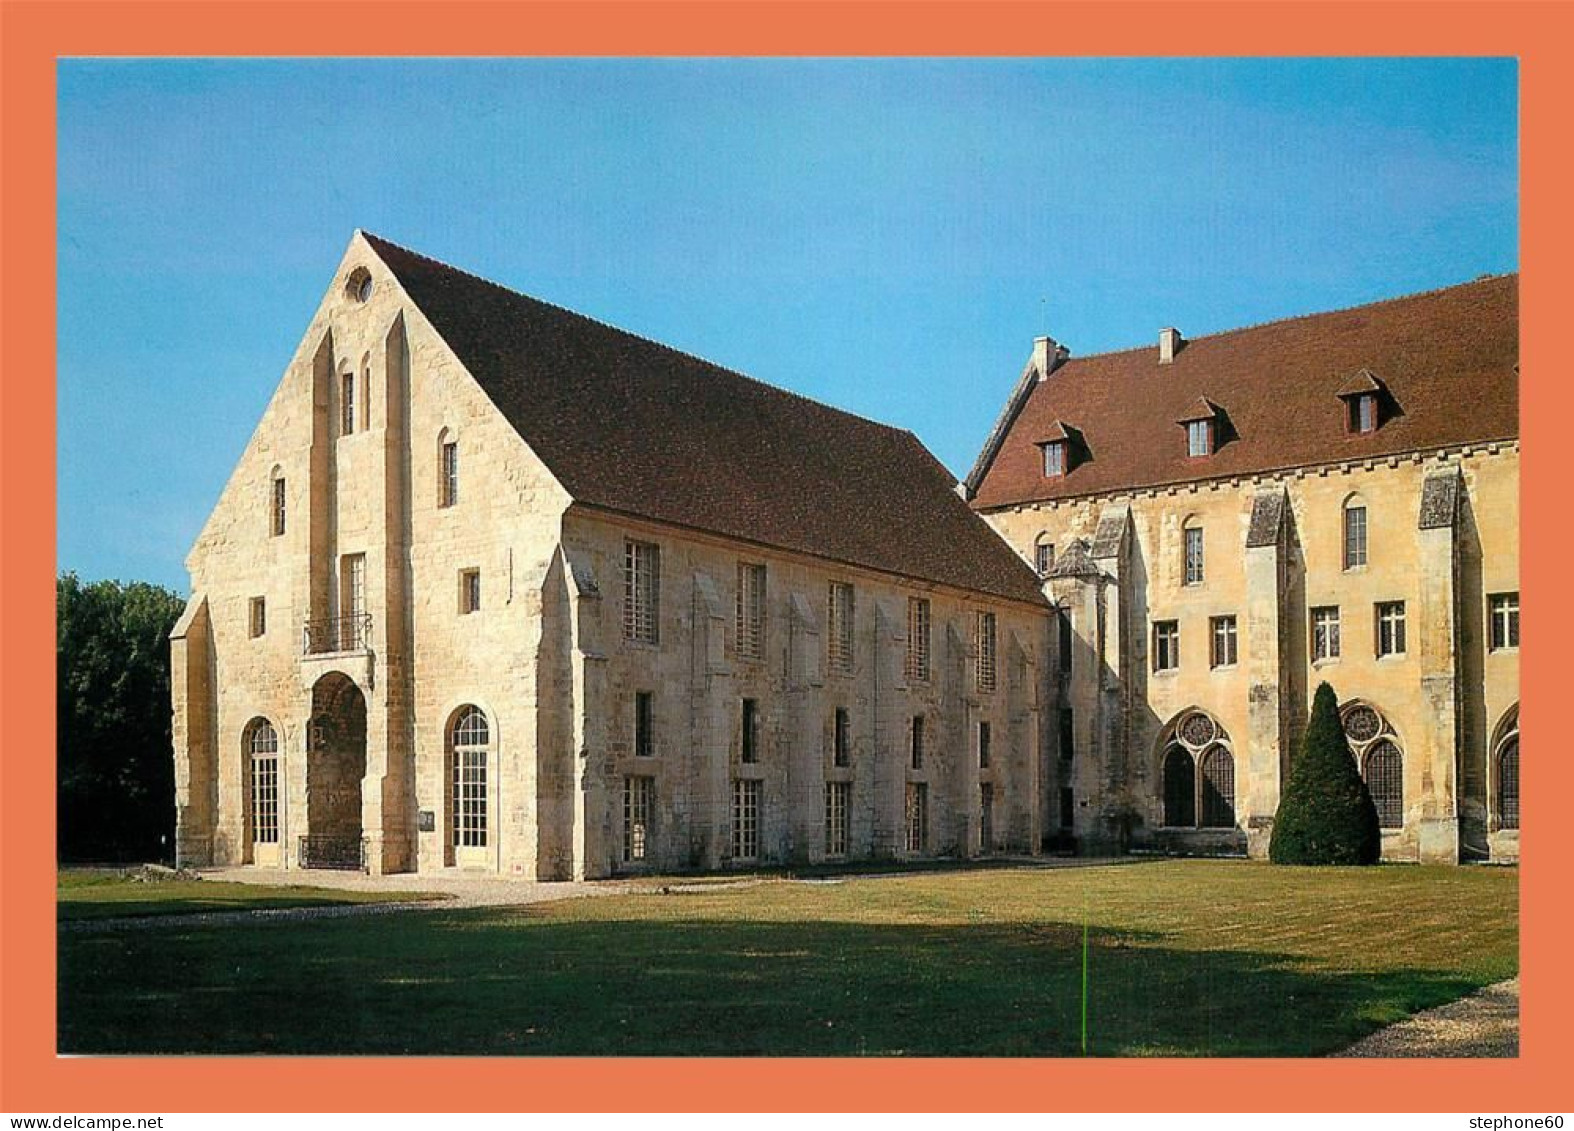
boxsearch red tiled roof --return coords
[363,233,1046,607]
[969,274,1518,510]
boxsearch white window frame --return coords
[623,775,653,863]
[1186,419,1213,458]
[1312,605,1341,662]
[732,778,760,861]
[1376,601,1407,658]
[1209,615,1238,668]
[1042,440,1066,477]
[824,780,850,857]
[1489,592,1520,651]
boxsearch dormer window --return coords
[1037,421,1084,478]
[1176,397,1225,458]
[1337,368,1394,435]
[1186,419,1213,458]
[1042,440,1066,477]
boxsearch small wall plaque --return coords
[418,810,436,833]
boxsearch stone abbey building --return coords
[171,233,1518,876]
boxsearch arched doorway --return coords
[244,718,281,867]
[446,705,491,869]
[304,671,367,869]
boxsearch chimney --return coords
[1033,335,1070,382]
[1159,327,1184,365]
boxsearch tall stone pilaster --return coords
[1243,488,1291,858]
[1416,466,1464,864]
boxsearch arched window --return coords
[1340,700,1404,830]
[438,428,459,508]
[1162,746,1196,828]
[1343,494,1368,570]
[1363,740,1404,828]
[1498,737,1520,831]
[1494,704,1520,832]
[450,707,490,855]
[246,719,280,846]
[1200,746,1235,828]
[1034,533,1054,576]
[1158,709,1236,831]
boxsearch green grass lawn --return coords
[57,869,444,921]
[56,860,1517,1056]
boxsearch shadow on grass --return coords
[58,907,1497,1057]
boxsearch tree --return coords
[57,572,187,863]
[1269,681,1381,866]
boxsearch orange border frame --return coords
[4,0,1571,1113]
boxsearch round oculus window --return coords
[346,267,373,304]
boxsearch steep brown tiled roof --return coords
[969,274,1518,510]
[363,233,1046,607]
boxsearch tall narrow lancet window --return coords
[270,470,286,537]
[1183,519,1205,585]
[1343,495,1368,570]
[438,429,459,508]
[340,370,355,436]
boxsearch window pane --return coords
[1185,526,1204,585]
[1344,505,1368,569]
[906,597,930,681]
[828,582,855,674]
[1498,738,1519,830]
[975,611,997,692]
[1364,741,1404,828]
[736,563,766,660]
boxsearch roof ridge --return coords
[1061,271,1518,364]
[360,229,912,441]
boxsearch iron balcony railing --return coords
[298,835,369,872]
[302,613,372,656]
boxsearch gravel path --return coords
[1336,978,1519,1057]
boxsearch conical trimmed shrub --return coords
[1269,682,1381,865]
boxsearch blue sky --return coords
[57,58,1518,591]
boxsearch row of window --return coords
[1030,498,1471,584]
[1149,592,1520,672]
[263,434,462,541]
[622,540,1001,691]
[628,692,998,771]
[624,776,991,864]
[1040,392,1387,479]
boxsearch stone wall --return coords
[982,442,1520,864]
